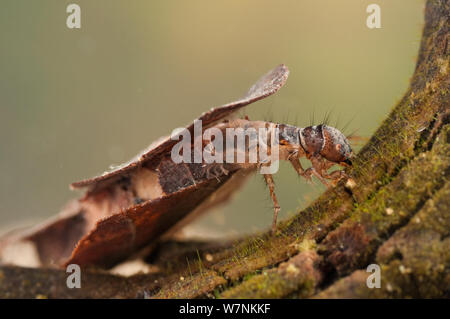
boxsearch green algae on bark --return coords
[315,179,450,298]
[152,270,227,299]
[220,250,322,299]
[319,124,449,276]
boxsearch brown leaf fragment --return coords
[0,65,289,269]
[71,64,289,192]
[66,178,232,268]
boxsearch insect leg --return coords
[289,156,312,183]
[304,167,330,187]
[304,155,331,187]
[314,158,349,185]
[308,156,348,187]
[326,170,349,185]
[263,173,280,234]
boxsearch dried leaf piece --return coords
[0,65,289,268]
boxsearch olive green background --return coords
[0,1,424,236]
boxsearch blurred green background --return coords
[0,0,424,236]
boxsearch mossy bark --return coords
[0,0,448,299]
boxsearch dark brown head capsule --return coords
[300,124,353,165]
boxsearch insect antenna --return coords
[341,113,358,135]
[309,110,315,126]
[334,113,341,129]
[346,128,369,154]
[322,109,333,126]
[294,113,299,127]
[263,108,275,122]
[265,95,276,122]
[281,108,293,125]
[347,128,359,139]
